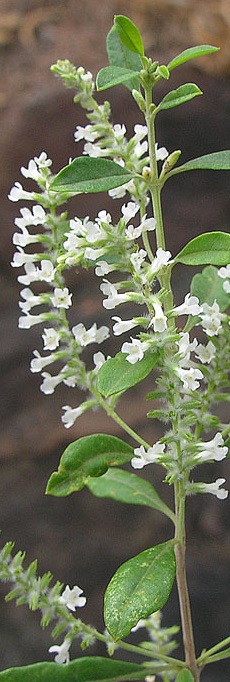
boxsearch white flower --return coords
[140,215,156,232]
[112,316,137,336]
[195,340,216,364]
[74,124,97,142]
[62,404,84,428]
[11,248,37,268]
[130,249,147,273]
[14,205,47,230]
[100,280,130,309]
[200,301,225,337]
[187,478,228,500]
[42,328,60,351]
[121,337,149,364]
[8,182,34,202]
[13,226,40,248]
[131,443,166,469]
[196,432,228,462]
[59,584,86,610]
[72,322,109,346]
[133,124,148,141]
[93,351,109,372]
[174,293,202,316]
[84,246,106,260]
[50,287,72,309]
[49,637,71,664]
[39,260,56,282]
[30,350,56,373]
[21,152,52,180]
[218,265,230,292]
[176,367,203,391]
[149,248,172,277]
[113,123,127,141]
[149,300,167,333]
[18,312,45,329]
[95,261,115,277]
[84,142,104,157]
[121,201,139,223]
[155,143,168,161]
[19,288,43,313]
[40,371,64,394]
[176,332,198,366]
[17,262,38,285]
[125,224,142,240]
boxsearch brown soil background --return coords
[0,1,229,678]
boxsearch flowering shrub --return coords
[1,14,230,682]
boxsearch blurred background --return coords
[0,0,229,678]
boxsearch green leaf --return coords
[46,434,133,497]
[168,150,230,178]
[157,83,202,111]
[97,351,159,397]
[191,265,230,311]
[50,158,132,194]
[106,26,142,91]
[96,66,140,91]
[167,44,219,71]
[114,15,144,56]
[87,468,175,523]
[175,232,230,266]
[0,657,146,682]
[175,670,195,682]
[104,541,176,640]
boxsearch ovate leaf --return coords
[97,351,159,397]
[191,265,230,311]
[106,26,142,91]
[104,541,176,640]
[96,66,140,91]
[175,232,230,266]
[175,670,195,682]
[87,468,175,523]
[50,158,132,194]
[0,657,146,681]
[46,434,133,497]
[168,150,230,178]
[167,45,219,71]
[157,83,202,111]
[114,15,144,56]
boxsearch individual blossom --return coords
[121,201,139,223]
[199,301,225,337]
[173,293,202,317]
[176,366,203,391]
[148,248,173,278]
[130,249,147,273]
[121,337,149,364]
[59,584,86,611]
[18,312,47,329]
[61,404,86,428]
[95,261,116,277]
[218,264,230,293]
[131,443,166,469]
[112,316,138,336]
[11,248,38,269]
[50,287,72,309]
[49,637,71,664]
[100,280,131,309]
[155,143,168,162]
[14,205,47,229]
[40,371,66,395]
[21,152,52,181]
[19,288,45,313]
[186,478,228,500]
[195,340,216,364]
[8,182,35,203]
[42,328,60,351]
[149,300,167,333]
[30,350,57,373]
[176,332,198,367]
[196,432,228,462]
[72,322,109,346]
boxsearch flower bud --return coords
[132,89,146,112]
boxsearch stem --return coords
[92,385,151,449]
[174,482,200,682]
